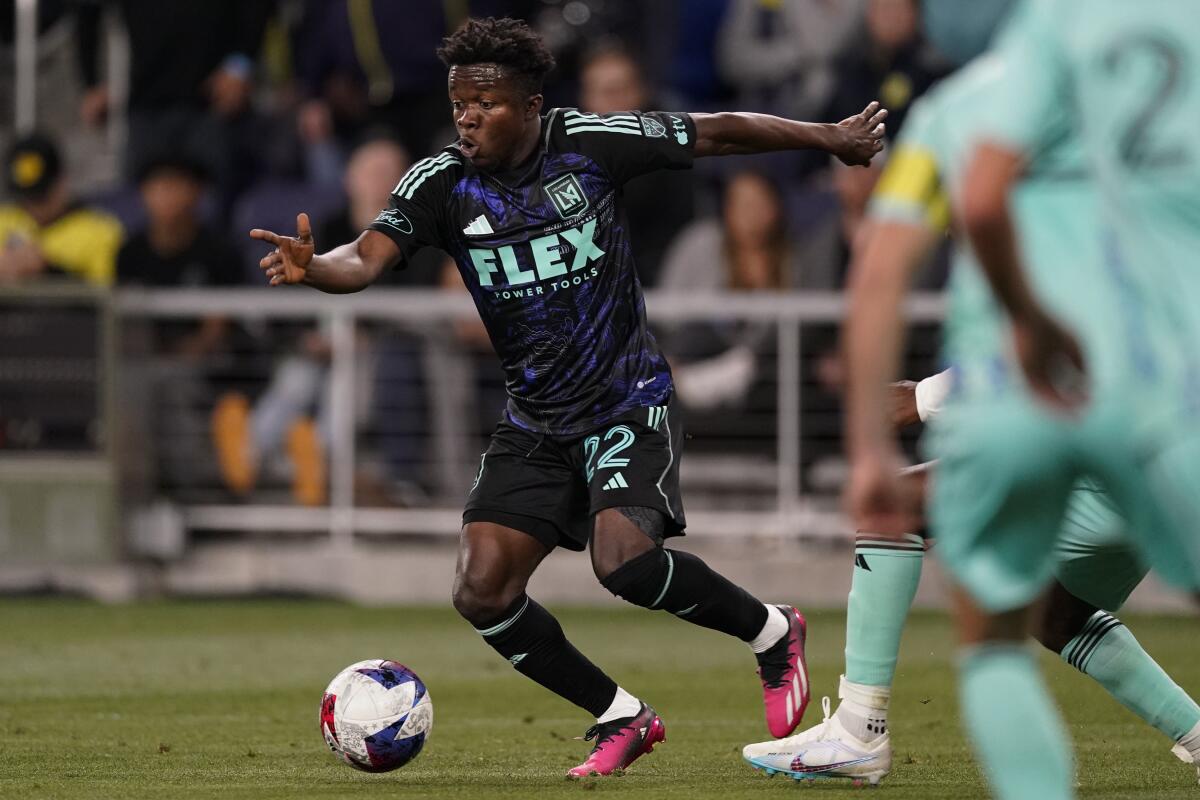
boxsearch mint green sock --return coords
[960,644,1074,800]
[1062,611,1200,742]
[844,533,924,687]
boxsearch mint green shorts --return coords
[1054,483,1144,611]
[927,394,1199,613]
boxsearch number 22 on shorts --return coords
[584,425,635,482]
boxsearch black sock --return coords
[601,548,768,641]
[474,594,617,718]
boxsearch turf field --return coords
[1,600,1197,799]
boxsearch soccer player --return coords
[745,35,1200,782]
[743,372,1200,785]
[249,17,887,776]
[841,2,1200,798]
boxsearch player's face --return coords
[448,64,541,171]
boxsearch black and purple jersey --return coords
[369,108,697,435]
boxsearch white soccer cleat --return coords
[1171,743,1200,785]
[742,697,891,786]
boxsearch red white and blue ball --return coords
[319,659,432,772]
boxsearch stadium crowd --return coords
[0,0,952,505]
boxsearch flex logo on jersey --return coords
[545,174,589,219]
[469,218,605,289]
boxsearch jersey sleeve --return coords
[978,0,1073,156]
[553,108,696,185]
[867,97,951,232]
[367,151,460,267]
[915,368,956,421]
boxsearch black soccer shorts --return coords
[463,396,687,551]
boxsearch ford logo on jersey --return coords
[374,208,413,235]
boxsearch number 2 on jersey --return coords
[1104,34,1188,169]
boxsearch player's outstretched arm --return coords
[960,142,1088,412]
[250,213,400,294]
[692,102,887,165]
[842,218,936,534]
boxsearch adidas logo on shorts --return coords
[602,472,629,491]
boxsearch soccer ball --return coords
[319,659,433,772]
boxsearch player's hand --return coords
[887,380,921,429]
[250,213,315,286]
[833,101,888,167]
[844,446,922,537]
[1011,309,1089,413]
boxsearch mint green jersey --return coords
[979,2,1200,595]
[868,44,1200,606]
[869,52,1112,401]
[986,0,1200,408]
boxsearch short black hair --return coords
[437,17,556,97]
[134,152,210,186]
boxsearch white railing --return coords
[14,0,38,134]
[110,288,944,549]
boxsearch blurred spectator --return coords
[528,0,649,107]
[1,2,103,186]
[117,154,245,367]
[799,165,870,484]
[116,153,250,496]
[796,151,946,488]
[117,155,243,360]
[0,132,123,286]
[666,0,733,107]
[796,150,946,290]
[824,0,951,136]
[318,133,443,286]
[817,154,890,288]
[659,171,791,414]
[211,338,331,507]
[579,43,646,117]
[660,171,796,293]
[117,156,242,292]
[213,133,433,506]
[291,1,520,161]
[717,0,863,122]
[920,0,1015,67]
[335,134,449,498]
[382,257,506,500]
[578,43,694,286]
[76,0,275,203]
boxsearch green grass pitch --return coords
[1,600,1197,799]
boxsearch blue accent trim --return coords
[745,754,877,781]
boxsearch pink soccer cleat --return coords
[756,605,811,738]
[566,703,666,778]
